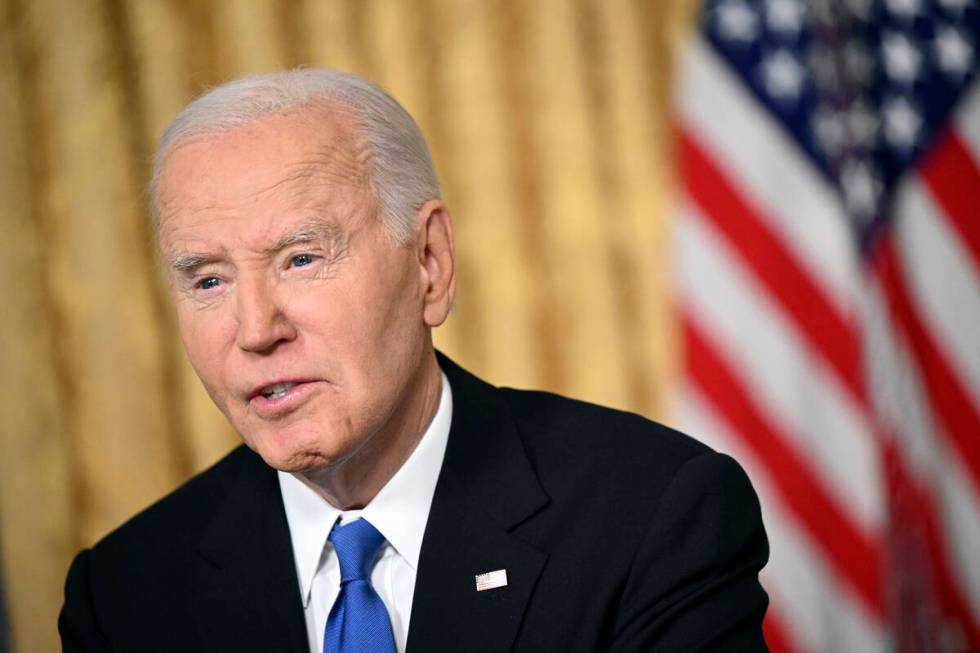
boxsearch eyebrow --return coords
[170,252,218,273]
[262,219,344,255]
[167,219,345,274]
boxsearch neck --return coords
[297,349,443,510]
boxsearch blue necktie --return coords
[323,518,397,653]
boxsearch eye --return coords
[290,253,315,268]
[196,276,222,290]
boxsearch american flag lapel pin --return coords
[475,569,508,591]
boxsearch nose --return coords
[235,276,297,353]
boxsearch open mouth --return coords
[246,379,319,417]
[258,382,300,401]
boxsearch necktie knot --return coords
[329,518,386,584]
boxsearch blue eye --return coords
[291,254,314,267]
[197,277,221,290]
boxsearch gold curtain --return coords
[0,1,694,650]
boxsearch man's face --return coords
[156,107,439,475]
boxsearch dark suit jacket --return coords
[60,354,770,652]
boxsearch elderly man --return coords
[59,69,770,653]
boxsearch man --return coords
[60,69,770,652]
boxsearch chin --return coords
[245,427,332,473]
[258,446,328,473]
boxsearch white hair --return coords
[150,68,441,243]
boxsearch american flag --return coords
[674,0,980,651]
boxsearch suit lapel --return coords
[407,355,550,653]
[191,450,309,653]
[184,355,547,653]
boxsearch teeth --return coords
[261,382,297,399]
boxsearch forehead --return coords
[156,106,372,246]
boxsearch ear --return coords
[415,199,456,327]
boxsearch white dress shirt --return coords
[278,372,453,653]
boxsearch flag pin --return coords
[475,569,508,591]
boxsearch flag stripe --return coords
[918,478,980,641]
[880,439,980,644]
[866,280,980,621]
[676,41,858,314]
[870,239,980,495]
[932,443,980,619]
[678,6,980,648]
[678,387,886,653]
[894,178,980,408]
[678,203,883,527]
[886,415,980,629]
[683,314,884,620]
[762,607,806,653]
[919,129,980,275]
[680,130,866,406]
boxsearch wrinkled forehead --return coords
[155,106,374,238]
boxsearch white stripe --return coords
[864,281,980,618]
[941,449,980,620]
[677,38,859,318]
[677,387,887,653]
[678,202,884,530]
[894,177,980,409]
[863,283,939,478]
[954,81,980,159]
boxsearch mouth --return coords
[257,381,300,401]
[247,379,319,416]
[250,379,309,400]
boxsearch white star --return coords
[715,0,760,43]
[882,31,924,83]
[885,0,921,20]
[934,26,974,76]
[847,100,879,147]
[812,106,846,155]
[883,96,923,149]
[840,158,881,220]
[762,49,807,100]
[766,0,805,35]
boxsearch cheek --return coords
[292,293,375,368]
[351,284,428,387]
[289,284,418,386]
[177,307,234,384]
[345,285,416,353]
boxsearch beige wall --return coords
[0,1,694,650]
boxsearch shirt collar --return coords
[277,371,453,606]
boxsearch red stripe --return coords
[922,520,980,648]
[918,128,980,275]
[679,128,867,408]
[871,237,980,495]
[763,606,809,653]
[881,439,980,647]
[683,314,885,621]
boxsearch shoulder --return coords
[60,446,263,647]
[499,386,714,486]
[497,388,769,649]
[496,386,764,553]
[90,444,257,561]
